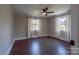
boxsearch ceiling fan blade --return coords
[45,7,48,11]
[46,11,54,13]
[45,13,47,16]
[43,9,46,12]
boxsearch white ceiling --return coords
[12,4,71,17]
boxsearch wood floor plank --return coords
[10,36,71,55]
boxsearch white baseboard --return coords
[5,34,69,55]
[15,37,28,40]
[15,34,49,40]
[5,39,15,55]
[15,34,69,42]
[49,34,69,42]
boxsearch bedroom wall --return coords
[14,15,50,39]
[71,5,79,48]
[14,15,28,39]
[48,16,55,36]
[40,17,50,35]
[0,5,14,54]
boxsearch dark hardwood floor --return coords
[10,36,71,55]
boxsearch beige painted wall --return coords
[40,18,50,35]
[15,15,28,38]
[14,16,50,39]
[48,17,55,35]
[71,5,79,47]
[0,5,14,54]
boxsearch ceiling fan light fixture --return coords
[43,12,46,15]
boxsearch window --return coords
[32,19,39,31]
[55,14,71,41]
[56,16,66,32]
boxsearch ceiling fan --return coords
[42,7,54,16]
